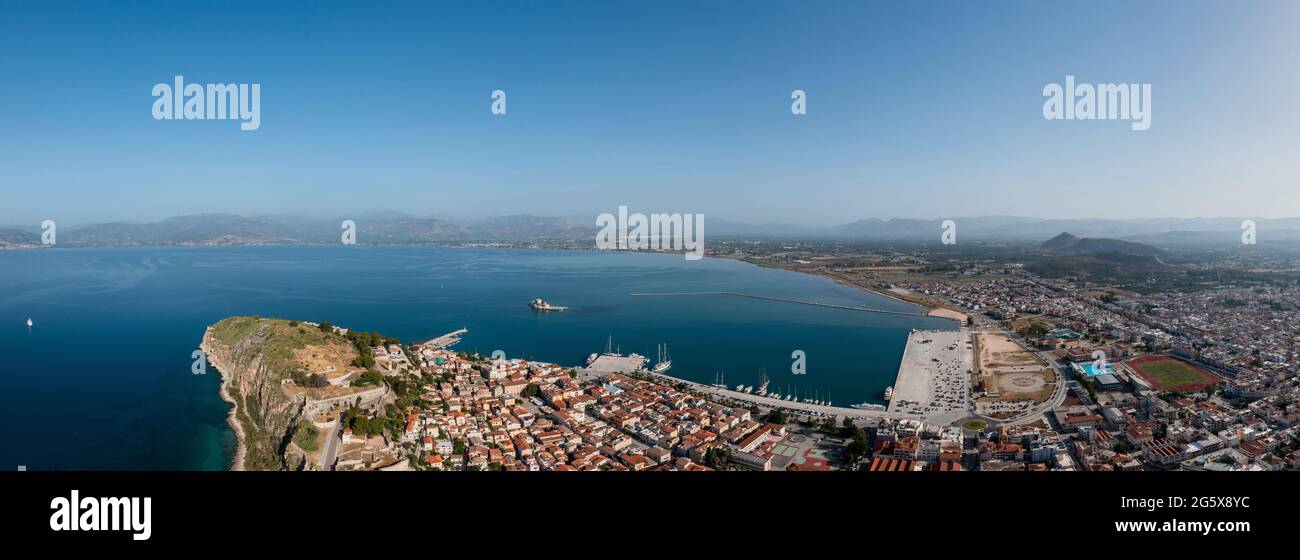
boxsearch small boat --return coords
[735,384,745,392]
[26,318,33,328]
[884,386,894,401]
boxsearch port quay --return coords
[578,334,968,426]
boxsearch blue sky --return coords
[1,0,1298,225]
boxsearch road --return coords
[319,422,341,471]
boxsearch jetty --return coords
[630,291,949,320]
[422,328,468,349]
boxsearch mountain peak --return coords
[1036,232,1164,256]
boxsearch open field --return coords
[977,332,1045,368]
[1125,355,1217,393]
[973,332,1055,415]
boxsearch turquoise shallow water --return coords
[0,246,952,470]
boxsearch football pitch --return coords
[1128,356,1216,392]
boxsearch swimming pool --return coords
[1078,362,1115,377]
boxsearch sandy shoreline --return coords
[737,259,964,323]
[201,330,246,472]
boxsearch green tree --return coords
[765,409,789,425]
[292,421,320,452]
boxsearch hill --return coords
[0,229,41,249]
[201,316,392,470]
[1035,232,1165,256]
[47,212,597,247]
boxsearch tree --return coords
[351,369,384,387]
[765,409,789,425]
[521,383,541,398]
[842,439,868,470]
[292,421,320,452]
[704,447,730,469]
[820,417,838,433]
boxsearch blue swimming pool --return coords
[1078,362,1115,377]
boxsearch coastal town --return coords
[269,256,1299,472]
[197,232,1300,473]
[698,238,1300,472]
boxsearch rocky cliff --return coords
[202,317,315,471]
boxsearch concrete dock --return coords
[886,328,974,426]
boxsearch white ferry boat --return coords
[530,298,567,311]
[851,402,886,411]
[884,386,894,401]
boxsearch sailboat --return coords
[712,372,727,389]
[651,344,672,373]
[756,366,770,396]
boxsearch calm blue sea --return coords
[0,246,952,470]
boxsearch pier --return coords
[630,291,951,320]
[422,328,468,349]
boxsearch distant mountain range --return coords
[705,215,1300,245]
[0,212,594,248]
[2,212,1299,249]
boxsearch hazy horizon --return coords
[3,0,1299,225]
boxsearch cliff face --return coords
[202,318,310,471]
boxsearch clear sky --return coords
[1,0,1298,225]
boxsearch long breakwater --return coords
[629,291,951,320]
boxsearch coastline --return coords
[730,256,969,323]
[200,330,246,472]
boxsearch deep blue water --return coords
[0,246,951,470]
